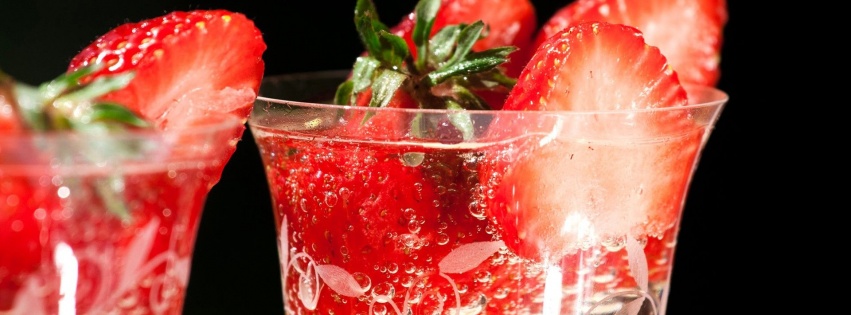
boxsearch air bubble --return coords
[402,152,425,166]
[386,263,398,274]
[402,208,416,221]
[372,304,387,315]
[371,282,395,303]
[404,263,416,274]
[324,191,338,207]
[407,221,421,234]
[436,233,449,245]
[475,271,492,283]
[468,201,485,219]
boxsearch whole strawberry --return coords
[388,0,537,79]
[335,0,519,140]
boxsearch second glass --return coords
[250,71,727,315]
[0,113,242,314]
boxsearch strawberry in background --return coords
[532,0,727,86]
[390,0,537,78]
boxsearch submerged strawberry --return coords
[68,10,266,132]
[533,0,727,86]
[489,22,698,262]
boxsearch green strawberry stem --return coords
[337,0,518,141]
[2,65,149,222]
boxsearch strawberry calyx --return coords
[1,66,152,222]
[1,65,148,134]
[335,0,517,140]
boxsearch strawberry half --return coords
[533,0,727,86]
[67,10,266,131]
[489,22,699,262]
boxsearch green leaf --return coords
[41,64,105,99]
[377,30,410,66]
[444,21,484,68]
[335,80,355,105]
[412,0,440,71]
[349,56,382,105]
[12,83,50,131]
[427,46,516,86]
[369,69,407,109]
[474,69,517,89]
[355,0,389,59]
[352,56,381,94]
[450,84,491,110]
[446,100,474,141]
[429,25,462,65]
[56,72,134,107]
[82,103,149,127]
[410,112,426,138]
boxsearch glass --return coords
[0,112,242,314]
[249,70,727,315]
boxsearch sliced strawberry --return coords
[490,22,698,262]
[505,22,687,112]
[533,0,727,86]
[67,10,266,131]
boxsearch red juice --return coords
[253,127,686,315]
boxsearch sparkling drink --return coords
[250,71,727,314]
[0,114,242,314]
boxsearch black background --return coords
[1,1,758,314]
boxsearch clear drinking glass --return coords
[249,70,727,315]
[0,112,243,314]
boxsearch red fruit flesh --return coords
[494,22,696,262]
[534,0,727,86]
[505,22,687,112]
[67,10,266,130]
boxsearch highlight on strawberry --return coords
[334,0,520,140]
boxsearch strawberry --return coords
[489,22,699,262]
[67,10,266,132]
[1,9,265,309]
[533,0,728,86]
[389,0,537,79]
[336,0,518,140]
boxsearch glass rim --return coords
[253,70,729,117]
